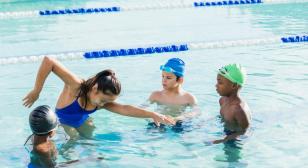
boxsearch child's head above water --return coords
[160,58,185,89]
[29,105,58,136]
[216,64,246,96]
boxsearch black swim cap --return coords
[29,105,58,135]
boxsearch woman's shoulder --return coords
[61,78,84,98]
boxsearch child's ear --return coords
[232,84,241,90]
[48,130,56,138]
[232,83,237,89]
[178,77,184,84]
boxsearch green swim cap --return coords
[218,64,246,86]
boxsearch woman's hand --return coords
[151,113,175,126]
[23,89,40,108]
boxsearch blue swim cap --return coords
[160,58,185,77]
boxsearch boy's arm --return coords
[213,106,249,144]
[212,132,243,144]
[103,102,175,126]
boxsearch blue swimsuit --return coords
[56,98,97,128]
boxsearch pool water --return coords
[0,0,308,167]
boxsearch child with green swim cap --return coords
[213,63,251,144]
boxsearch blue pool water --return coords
[0,0,308,167]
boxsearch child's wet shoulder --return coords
[33,144,51,155]
[219,97,227,106]
[183,92,197,105]
[230,103,246,115]
[149,90,163,101]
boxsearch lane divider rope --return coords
[1,0,307,19]
[1,35,306,65]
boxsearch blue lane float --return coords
[2,0,308,19]
[39,7,120,16]
[281,35,308,43]
[1,35,307,65]
[39,1,263,16]
[83,35,307,59]
[194,0,263,7]
[83,44,189,59]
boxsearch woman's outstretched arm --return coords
[23,56,81,107]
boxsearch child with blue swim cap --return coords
[213,63,251,144]
[23,57,175,139]
[147,58,200,128]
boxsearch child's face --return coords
[216,74,235,96]
[161,71,181,89]
[89,84,118,106]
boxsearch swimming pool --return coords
[0,0,308,167]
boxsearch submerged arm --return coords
[175,94,200,121]
[175,105,201,121]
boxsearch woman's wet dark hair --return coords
[78,69,121,108]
